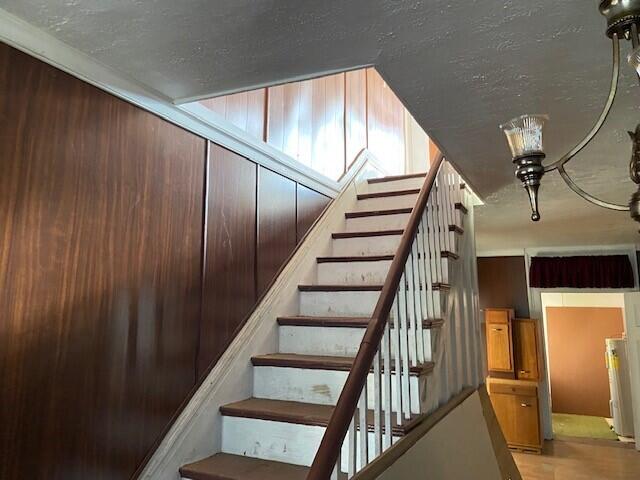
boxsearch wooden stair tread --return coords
[220,397,421,435]
[367,172,427,184]
[332,229,403,239]
[180,453,310,480]
[317,255,394,263]
[455,202,468,214]
[345,207,412,219]
[277,315,444,330]
[278,315,371,327]
[357,189,420,200]
[251,353,435,376]
[317,252,456,263]
[449,224,464,235]
[299,283,450,292]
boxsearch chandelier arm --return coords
[543,33,621,173]
[556,164,629,211]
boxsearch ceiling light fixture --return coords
[500,0,640,224]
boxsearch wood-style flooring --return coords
[513,437,640,480]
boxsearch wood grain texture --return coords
[477,256,530,318]
[513,319,540,381]
[198,144,257,378]
[296,184,329,242]
[200,89,266,140]
[0,43,205,480]
[546,306,624,417]
[256,167,297,296]
[513,438,640,480]
[266,74,346,180]
[366,68,405,175]
[345,69,368,168]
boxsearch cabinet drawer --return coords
[489,382,537,397]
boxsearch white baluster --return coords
[347,415,356,477]
[358,387,368,469]
[404,256,418,367]
[391,297,403,426]
[410,240,425,364]
[382,319,393,449]
[373,348,383,456]
[397,278,412,420]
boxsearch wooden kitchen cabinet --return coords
[513,318,539,381]
[485,308,515,377]
[488,378,542,453]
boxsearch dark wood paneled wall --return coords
[0,43,331,479]
[257,167,298,296]
[477,256,530,318]
[296,184,330,242]
[198,144,257,377]
[199,68,409,180]
[0,44,205,479]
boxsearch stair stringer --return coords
[137,152,387,480]
[423,188,482,415]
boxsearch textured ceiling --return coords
[3,0,640,252]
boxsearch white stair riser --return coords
[299,290,380,317]
[279,325,365,356]
[278,324,434,361]
[353,194,418,212]
[222,416,324,466]
[253,366,425,414]
[317,260,392,285]
[364,177,425,194]
[221,416,402,467]
[331,235,402,257]
[344,213,411,232]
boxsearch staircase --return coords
[178,159,480,480]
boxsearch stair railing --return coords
[307,153,469,479]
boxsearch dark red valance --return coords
[529,255,634,289]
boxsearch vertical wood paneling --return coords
[257,167,297,296]
[267,74,345,180]
[366,68,405,174]
[0,44,205,480]
[345,69,368,168]
[200,89,266,140]
[477,257,530,318]
[198,144,257,377]
[296,184,330,242]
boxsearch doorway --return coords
[541,293,631,442]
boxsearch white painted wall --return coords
[373,392,502,480]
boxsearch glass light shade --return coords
[628,46,640,76]
[499,114,548,159]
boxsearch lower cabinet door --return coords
[490,391,540,448]
[511,394,540,447]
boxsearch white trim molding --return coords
[0,8,387,198]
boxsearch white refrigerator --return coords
[606,337,635,438]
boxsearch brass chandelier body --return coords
[505,1,640,224]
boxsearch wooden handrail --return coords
[307,153,445,480]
